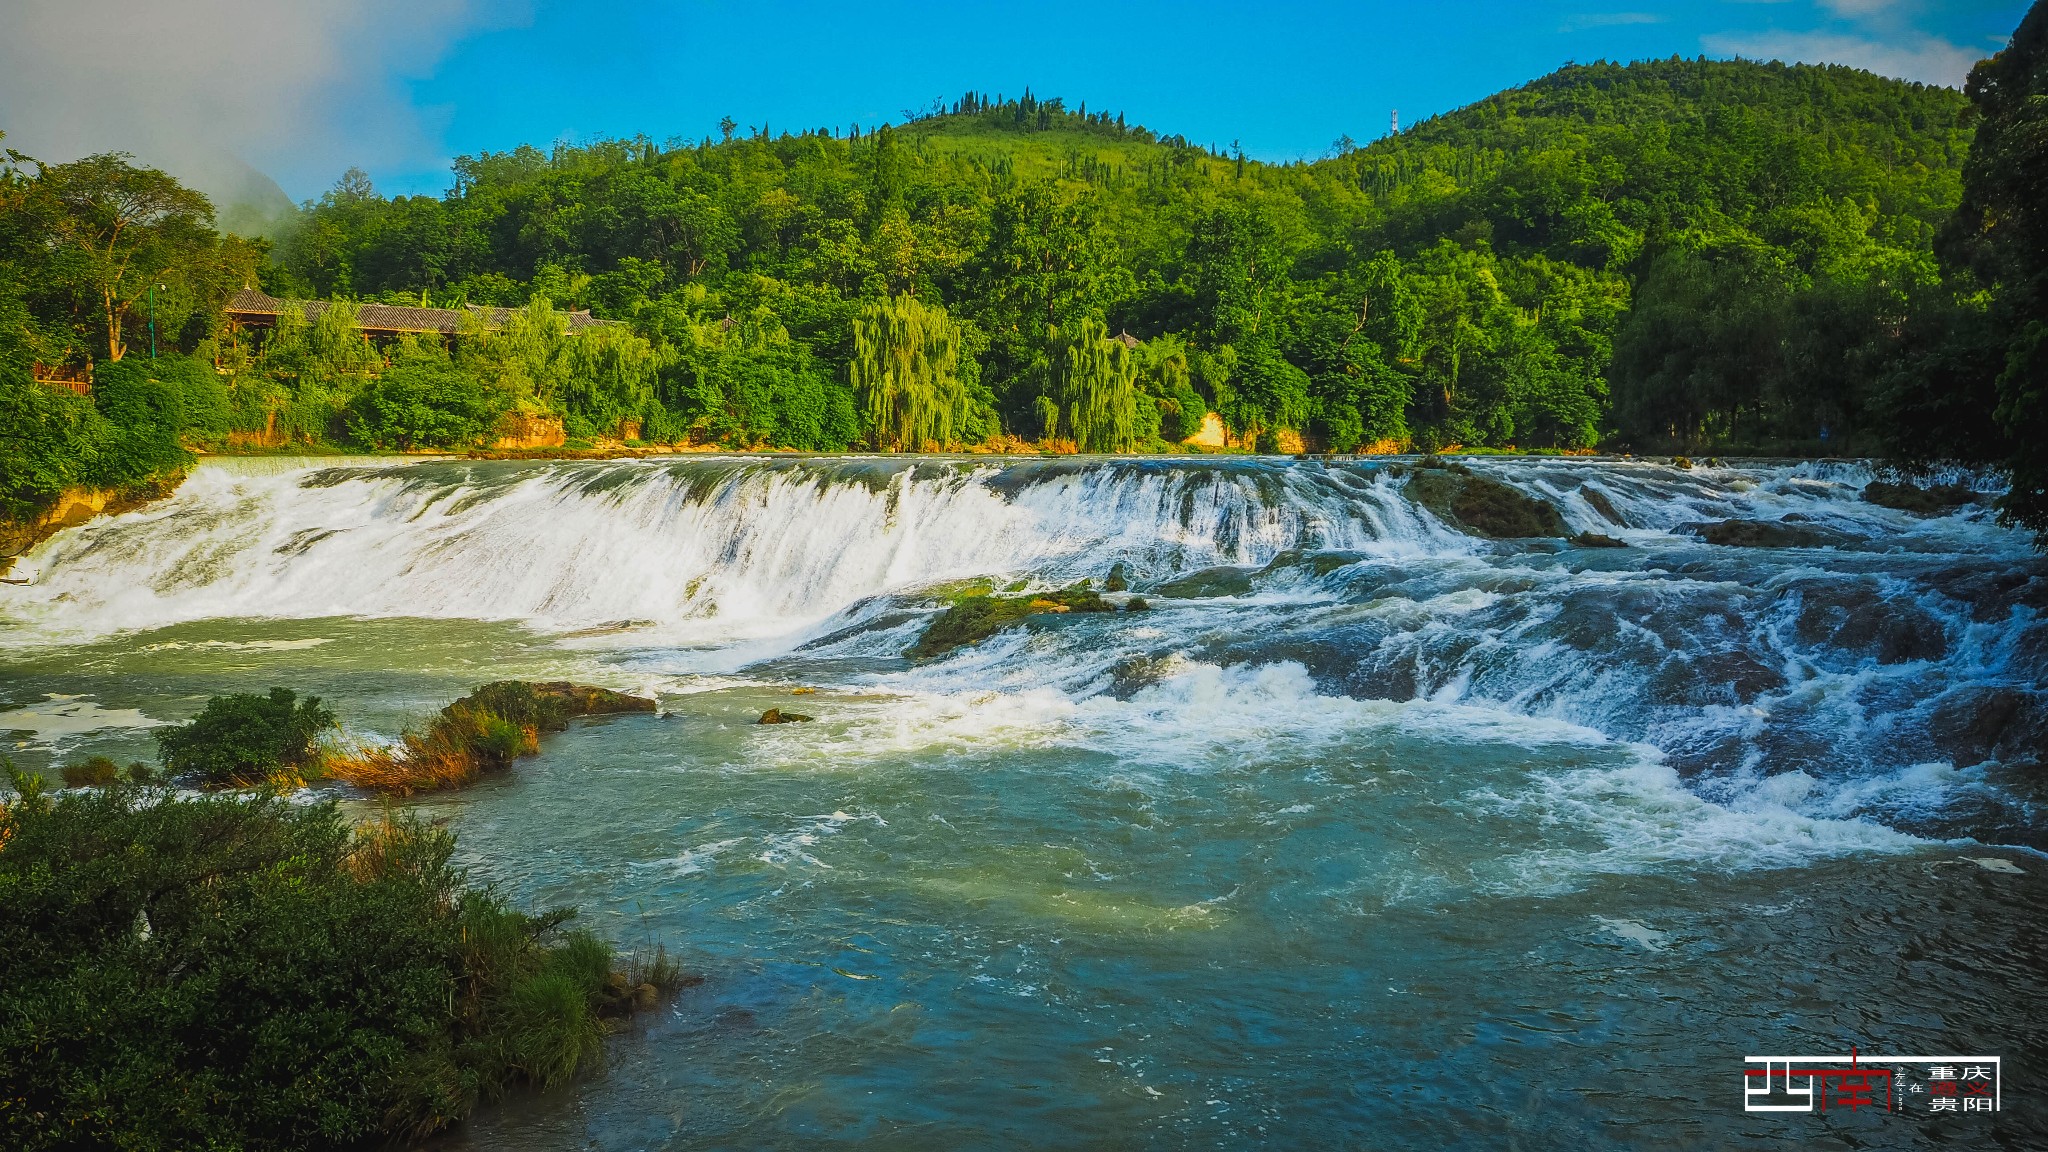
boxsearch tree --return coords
[154,687,336,787]
[850,294,973,450]
[37,154,219,362]
[1917,0,2048,533]
[1041,317,1140,451]
[346,339,508,451]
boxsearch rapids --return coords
[3,454,2043,1148]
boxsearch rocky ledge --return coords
[1403,460,1568,538]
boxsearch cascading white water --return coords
[1,456,1458,641]
[4,453,2040,846]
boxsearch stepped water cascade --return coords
[4,455,2043,1148]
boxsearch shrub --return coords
[0,771,654,1151]
[345,356,506,451]
[154,687,336,787]
[89,358,193,484]
[57,756,119,787]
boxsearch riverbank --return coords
[0,475,184,581]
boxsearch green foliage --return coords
[154,687,336,787]
[58,755,121,787]
[1044,317,1140,451]
[0,363,111,522]
[1876,1,2048,534]
[852,293,973,449]
[85,359,194,482]
[5,57,2001,464]
[346,338,508,450]
[0,772,627,1150]
[23,153,256,363]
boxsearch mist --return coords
[0,0,507,230]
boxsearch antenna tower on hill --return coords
[1391,109,1399,136]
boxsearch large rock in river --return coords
[1862,481,1978,517]
[1405,464,1567,538]
[1678,519,1855,549]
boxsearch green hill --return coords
[0,58,1983,468]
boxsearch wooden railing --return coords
[31,363,92,395]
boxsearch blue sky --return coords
[0,1,2032,201]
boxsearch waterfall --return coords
[5,454,2040,845]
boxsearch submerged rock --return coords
[1679,519,1855,549]
[1151,566,1256,598]
[758,709,813,724]
[1572,532,1629,548]
[1580,486,1626,525]
[1863,481,1979,517]
[1405,468,1568,538]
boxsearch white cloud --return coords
[1816,0,1900,16]
[1702,28,1984,86]
[0,1,510,202]
[1561,12,1666,32]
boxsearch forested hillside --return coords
[253,58,1970,456]
[6,47,2032,533]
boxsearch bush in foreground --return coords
[155,687,336,787]
[0,770,675,1150]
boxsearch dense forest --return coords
[4,17,2047,532]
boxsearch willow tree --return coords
[851,294,969,450]
[1040,317,1139,452]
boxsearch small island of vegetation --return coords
[0,681,677,1150]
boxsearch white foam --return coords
[0,694,162,748]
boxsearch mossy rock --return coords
[916,577,999,604]
[459,681,656,732]
[1679,519,1855,548]
[1406,469,1567,538]
[1151,566,1257,598]
[905,586,1116,659]
[1863,481,1977,517]
[1580,486,1625,525]
[758,709,813,724]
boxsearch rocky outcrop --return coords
[1151,566,1256,598]
[1679,519,1855,549]
[2,476,185,580]
[1580,487,1625,525]
[1405,462,1568,538]
[1863,480,1979,516]
[906,586,1125,659]
[327,681,656,794]
[757,708,813,724]
[492,413,566,450]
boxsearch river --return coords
[2,455,2042,1148]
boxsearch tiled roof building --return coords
[224,289,613,338]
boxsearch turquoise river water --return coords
[2,455,2043,1149]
